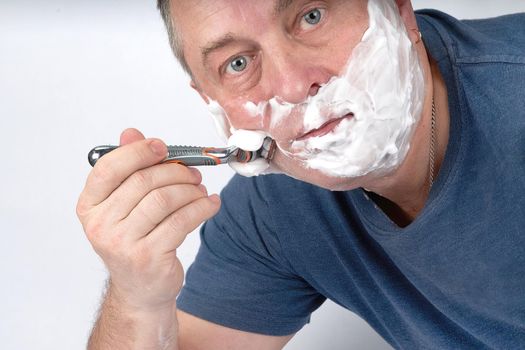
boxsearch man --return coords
[77,0,525,348]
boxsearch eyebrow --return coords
[273,0,294,15]
[201,33,237,63]
[200,1,296,64]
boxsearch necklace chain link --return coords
[429,98,437,190]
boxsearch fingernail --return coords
[198,184,208,195]
[149,140,166,156]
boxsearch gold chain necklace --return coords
[429,98,437,190]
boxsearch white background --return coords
[1,1,523,349]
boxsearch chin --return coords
[271,149,376,191]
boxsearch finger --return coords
[118,184,209,241]
[120,128,145,146]
[146,195,221,253]
[101,163,202,221]
[81,138,167,208]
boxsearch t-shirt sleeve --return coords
[176,175,326,336]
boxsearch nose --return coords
[223,42,335,133]
[265,44,332,104]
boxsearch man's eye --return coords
[300,8,325,29]
[226,56,250,74]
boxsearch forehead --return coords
[171,0,281,37]
[172,0,292,22]
[170,0,294,70]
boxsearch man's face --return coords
[173,0,381,190]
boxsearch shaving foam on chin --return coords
[207,0,425,179]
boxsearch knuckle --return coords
[197,198,216,216]
[192,200,207,214]
[168,210,190,233]
[130,169,152,190]
[185,185,203,201]
[198,199,220,221]
[151,188,172,211]
[182,165,199,181]
[91,161,115,185]
[76,197,89,218]
[169,163,199,183]
[84,218,105,243]
[134,142,152,163]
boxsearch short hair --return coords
[157,0,191,74]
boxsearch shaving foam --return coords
[207,0,425,178]
[207,100,231,143]
[227,129,273,176]
[227,129,267,151]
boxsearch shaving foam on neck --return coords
[207,0,425,178]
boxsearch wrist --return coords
[108,280,178,314]
[105,284,179,349]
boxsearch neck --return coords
[364,58,450,226]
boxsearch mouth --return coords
[296,113,353,141]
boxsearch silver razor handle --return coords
[87,138,276,167]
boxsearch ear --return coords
[190,80,210,104]
[395,0,421,44]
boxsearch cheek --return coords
[328,2,370,68]
[221,98,266,131]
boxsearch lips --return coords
[296,113,353,141]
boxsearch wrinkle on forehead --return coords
[174,0,294,45]
[274,0,294,15]
[192,1,272,54]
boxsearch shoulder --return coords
[210,174,312,274]
[218,173,326,237]
[417,10,525,138]
[178,173,328,335]
[416,10,525,64]
[220,173,358,240]
[218,172,351,252]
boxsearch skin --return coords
[78,1,450,349]
[180,0,450,223]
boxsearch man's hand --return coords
[77,128,221,312]
[77,129,293,350]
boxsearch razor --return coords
[87,137,276,167]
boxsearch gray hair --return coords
[157,0,191,74]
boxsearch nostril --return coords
[309,83,321,96]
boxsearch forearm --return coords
[88,282,179,350]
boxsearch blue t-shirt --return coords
[177,10,525,349]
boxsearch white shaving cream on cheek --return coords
[207,0,425,178]
[207,100,231,143]
[292,0,425,177]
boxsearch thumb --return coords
[120,128,146,146]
